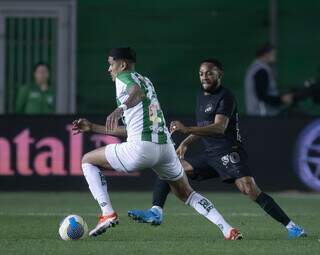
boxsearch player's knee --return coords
[243,184,259,199]
[245,188,258,199]
[184,168,193,177]
[238,186,245,194]
[236,182,246,194]
[81,152,91,165]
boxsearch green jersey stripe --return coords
[117,71,138,90]
[141,97,152,142]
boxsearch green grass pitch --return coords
[0,192,319,255]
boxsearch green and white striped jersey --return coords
[115,70,170,144]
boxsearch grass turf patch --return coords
[0,192,319,255]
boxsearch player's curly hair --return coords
[201,59,224,72]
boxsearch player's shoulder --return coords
[196,90,203,98]
[219,86,236,101]
[116,70,135,82]
[116,71,141,88]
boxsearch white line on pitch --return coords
[0,212,315,217]
[0,212,259,217]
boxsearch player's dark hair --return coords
[109,47,136,63]
[256,42,275,57]
[33,62,50,73]
[201,58,224,72]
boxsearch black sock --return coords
[152,177,171,208]
[255,192,291,226]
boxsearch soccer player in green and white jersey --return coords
[72,47,242,239]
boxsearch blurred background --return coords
[0,0,320,192]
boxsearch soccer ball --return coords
[58,215,88,241]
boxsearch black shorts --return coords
[185,147,252,183]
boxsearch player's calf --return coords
[236,177,307,238]
[169,174,242,239]
[81,147,119,237]
[235,176,261,200]
[168,175,193,202]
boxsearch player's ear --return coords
[219,70,224,79]
[120,60,127,71]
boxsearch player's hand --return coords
[72,118,92,135]
[106,108,123,132]
[170,121,189,134]
[281,93,294,105]
[176,143,187,159]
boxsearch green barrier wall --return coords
[77,0,320,115]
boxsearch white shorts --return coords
[105,141,184,181]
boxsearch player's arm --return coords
[181,134,200,145]
[188,114,229,135]
[171,92,234,137]
[123,84,146,108]
[92,123,127,137]
[106,84,145,131]
[72,118,127,137]
[170,114,229,136]
[15,86,29,113]
[175,134,200,159]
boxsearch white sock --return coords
[286,220,296,229]
[151,206,163,215]
[82,163,114,215]
[186,191,232,237]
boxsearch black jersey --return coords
[196,85,242,154]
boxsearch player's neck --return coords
[37,82,49,91]
[257,56,270,65]
[203,83,221,95]
[119,67,135,74]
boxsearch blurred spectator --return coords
[15,62,55,114]
[244,43,293,116]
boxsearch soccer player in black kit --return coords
[128,59,306,239]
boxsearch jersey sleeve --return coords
[195,93,201,124]
[215,92,235,118]
[117,72,140,90]
[15,85,30,113]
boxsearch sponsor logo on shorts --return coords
[221,152,241,167]
[230,152,240,164]
[221,155,230,166]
